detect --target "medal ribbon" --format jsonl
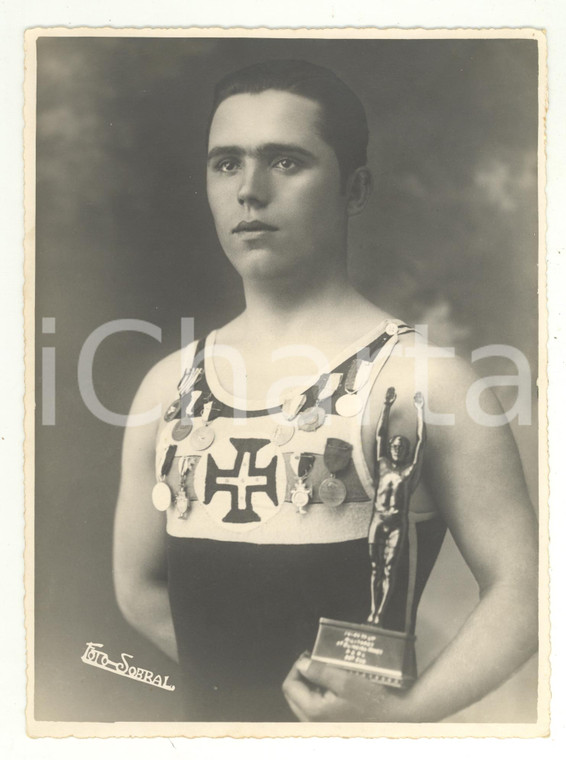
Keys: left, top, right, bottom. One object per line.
{"left": 199, "top": 396, "right": 223, "bottom": 423}
{"left": 291, "top": 452, "right": 316, "bottom": 481}
{"left": 316, "top": 372, "right": 343, "bottom": 403}
{"left": 343, "top": 357, "right": 373, "bottom": 394}
{"left": 177, "top": 366, "right": 203, "bottom": 397}
{"left": 343, "top": 358, "right": 360, "bottom": 393}
{"left": 178, "top": 455, "right": 196, "bottom": 484}
{"left": 323, "top": 438, "right": 352, "bottom": 476}
{"left": 158, "top": 444, "right": 177, "bottom": 481}
{"left": 181, "top": 389, "right": 202, "bottom": 421}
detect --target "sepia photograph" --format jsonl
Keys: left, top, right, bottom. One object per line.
{"left": 24, "top": 28, "right": 547, "bottom": 737}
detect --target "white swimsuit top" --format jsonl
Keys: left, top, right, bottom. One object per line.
{"left": 154, "top": 319, "right": 434, "bottom": 545}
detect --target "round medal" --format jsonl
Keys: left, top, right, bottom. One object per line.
{"left": 319, "top": 477, "right": 347, "bottom": 507}
{"left": 164, "top": 398, "right": 181, "bottom": 422}
{"left": 271, "top": 423, "right": 295, "bottom": 447}
{"left": 385, "top": 321, "right": 399, "bottom": 336}
{"left": 189, "top": 425, "right": 215, "bottom": 451}
{"left": 291, "top": 488, "right": 310, "bottom": 510}
{"left": 172, "top": 418, "right": 193, "bottom": 441}
{"left": 152, "top": 481, "right": 172, "bottom": 511}
{"left": 297, "top": 405, "right": 325, "bottom": 432}
{"left": 335, "top": 393, "right": 363, "bottom": 417}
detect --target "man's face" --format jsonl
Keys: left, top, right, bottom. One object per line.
{"left": 206, "top": 90, "right": 349, "bottom": 280}
{"left": 389, "top": 436, "right": 409, "bottom": 464}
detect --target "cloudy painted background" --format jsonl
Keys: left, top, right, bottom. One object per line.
{"left": 34, "top": 37, "right": 539, "bottom": 722}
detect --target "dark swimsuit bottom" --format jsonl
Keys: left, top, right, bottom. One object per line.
{"left": 167, "top": 519, "right": 446, "bottom": 722}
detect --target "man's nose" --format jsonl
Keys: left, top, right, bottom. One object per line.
{"left": 237, "top": 162, "right": 269, "bottom": 207}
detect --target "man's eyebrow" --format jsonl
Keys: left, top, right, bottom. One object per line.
{"left": 207, "top": 143, "right": 317, "bottom": 162}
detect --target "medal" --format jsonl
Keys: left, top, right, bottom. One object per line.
{"left": 164, "top": 397, "right": 181, "bottom": 422}
{"left": 281, "top": 393, "right": 307, "bottom": 421}
{"left": 296, "top": 373, "right": 342, "bottom": 432}
{"left": 319, "top": 437, "right": 352, "bottom": 507}
{"left": 297, "top": 405, "right": 326, "bottom": 432}
{"left": 171, "top": 390, "right": 201, "bottom": 440}
{"left": 172, "top": 418, "right": 193, "bottom": 441}
{"left": 385, "top": 321, "right": 399, "bottom": 336}
{"left": 189, "top": 425, "right": 215, "bottom": 451}
{"left": 188, "top": 399, "right": 216, "bottom": 451}
{"left": 335, "top": 393, "right": 363, "bottom": 417}
{"left": 152, "top": 481, "right": 173, "bottom": 512}
{"left": 290, "top": 452, "right": 316, "bottom": 514}
{"left": 152, "top": 444, "right": 177, "bottom": 511}
{"left": 175, "top": 489, "right": 188, "bottom": 516}
{"left": 318, "top": 478, "right": 347, "bottom": 507}
{"left": 175, "top": 456, "right": 197, "bottom": 518}
{"left": 271, "top": 423, "right": 295, "bottom": 447}
{"left": 291, "top": 485, "right": 311, "bottom": 512}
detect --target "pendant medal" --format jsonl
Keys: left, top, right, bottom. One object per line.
{"left": 174, "top": 490, "right": 189, "bottom": 517}
{"left": 290, "top": 452, "right": 316, "bottom": 515}
{"left": 271, "top": 423, "right": 295, "bottom": 447}
{"left": 172, "top": 418, "right": 193, "bottom": 441}
{"left": 189, "top": 424, "right": 215, "bottom": 451}
{"left": 295, "top": 373, "right": 341, "bottom": 432}
{"left": 319, "top": 437, "right": 352, "bottom": 507}
{"left": 291, "top": 485, "right": 311, "bottom": 513}
{"left": 164, "top": 397, "right": 181, "bottom": 422}
{"left": 335, "top": 393, "right": 363, "bottom": 417}
{"left": 175, "top": 456, "right": 195, "bottom": 519}
{"left": 152, "top": 481, "right": 172, "bottom": 511}
{"left": 318, "top": 477, "right": 347, "bottom": 507}
{"left": 172, "top": 390, "right": 200, "bottom": 440}
{"left": 297, "top": 405, "right": 325, "bottom": 432}
{"left": 152, "top": 443, "right": 177, "bottom": 511}
{"left": 188, "top": 399, "right": 216, "bottom": 451}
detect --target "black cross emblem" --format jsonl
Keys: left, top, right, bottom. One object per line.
{"left": 204, "top": 438, "right": 279, "bottom": 523}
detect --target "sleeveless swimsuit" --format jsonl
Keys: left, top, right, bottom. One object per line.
{"left": 154, "top": 320, "right": 446, "bottom": 721}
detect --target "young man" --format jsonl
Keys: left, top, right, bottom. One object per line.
{"left": 113, "top": 60, "right": 538, "bottom": 722}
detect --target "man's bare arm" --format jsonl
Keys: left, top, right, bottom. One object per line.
{"left": 113, "top": 354, "right": 182, "bottom": 662}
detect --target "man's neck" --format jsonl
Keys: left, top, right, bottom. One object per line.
{"left": 239, "top": 266, "right": 362, "bottom": 343}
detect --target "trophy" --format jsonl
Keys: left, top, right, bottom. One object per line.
{"left": 311, "top": 388, "right": 426, "bottom": 689}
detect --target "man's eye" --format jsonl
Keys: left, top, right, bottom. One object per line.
{"left": 273, "top": 157, "right": 299, "bottom": 171}
{"left": 216, "top": 159, "right": 239, "bottom": 173}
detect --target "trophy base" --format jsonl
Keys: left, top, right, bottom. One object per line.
{"left": 311, "top": 617, "right": 417, "bottom": 689}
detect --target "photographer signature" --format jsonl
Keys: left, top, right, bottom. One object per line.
{"left": 80, "top": 642, "right": 175, "bottom": 691}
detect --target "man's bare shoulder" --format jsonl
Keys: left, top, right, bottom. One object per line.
{"left": 383, "top": 330, "right": 480, "bottom": 398}
{"left": 366, "top": 328, "right": 499, "bottom": 441}
{"left": 131, "top": 345, "right": 195, "bottom": 417}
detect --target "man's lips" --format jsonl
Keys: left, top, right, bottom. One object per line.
{"left": 232, "top": 220, "right": 278, "bottom": 233}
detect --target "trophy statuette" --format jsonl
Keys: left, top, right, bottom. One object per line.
{"left": 311, "top": 388, "right": 426, "bottom": 689}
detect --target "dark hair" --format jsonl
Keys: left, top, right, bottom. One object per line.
{"left": 208, "top": 59, "right": 369, "bottom": 186}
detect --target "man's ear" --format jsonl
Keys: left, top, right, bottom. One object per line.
{"left": 346, "top": 167, "right": 373, "bottom": 217}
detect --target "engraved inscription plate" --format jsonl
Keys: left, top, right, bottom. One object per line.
{"left": 312, "top": 617, "right": 417, "bottom": 689}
